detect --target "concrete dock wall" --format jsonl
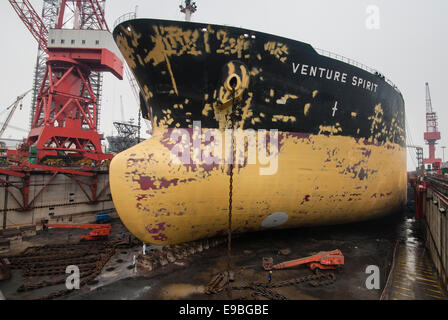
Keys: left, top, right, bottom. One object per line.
{"left": 424, "top": 188, "right": 448, "bottom": 292}
{"left": 0, "top": 171, "right": 115, "bottom": 229}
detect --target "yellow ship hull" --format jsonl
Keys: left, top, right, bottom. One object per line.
{"left": 110, "top": 128, "right": 406, "bottom": 245}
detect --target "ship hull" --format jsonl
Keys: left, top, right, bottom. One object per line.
{"left": 111, "top": 19, "right": 406, "bottom": 245}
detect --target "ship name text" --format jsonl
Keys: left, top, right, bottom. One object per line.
{"left": 292, "top": 62, "right": 378, "bottom": 92}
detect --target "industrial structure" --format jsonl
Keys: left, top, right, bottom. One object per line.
{"left": 106, "top": 120, "right": 142, "bottom": 154}
{"left": 407, "top": 145, "right": 424, "bottom": 171}
{"left": 0, "top": 0, "right": 122, "bottom": 231}
{"left": 424, "top": 82, "right": 442, "bottom": 170}
{"left": 8, "top": 0, "right": 122, "bottom": 165}
{"left": 0, "top": 90, "right": 31, "bottom": 140}
{"left": 179, "top": 0, "right": 197, "bottom": 22}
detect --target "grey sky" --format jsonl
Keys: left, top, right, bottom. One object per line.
{"left": 1, "top": 0, "right": 447, "bottom": 170}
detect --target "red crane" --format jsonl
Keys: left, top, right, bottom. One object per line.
{"left": 423, "top": 82, "right": 442, "bottom": 170}
{"left": 44, "top": 223, "right": 112, "bottom": 241}
{"left": 262, "top": 249, "right": 345, "bottom": 272}
{"left": 8, "top": 0, "right": 123, "bottom": 165}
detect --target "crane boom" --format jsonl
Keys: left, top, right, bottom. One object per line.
{"left": 425, "top": 82, "right": 438, "bottom": 133}
{"left": 44, "top": 223, "right": 112, "bottom": 241}
{"left": 426, "top": 82, "right": 433, "bottom": 114}
{"left": 0, "top": 90, "right": 32, "bottom": 138}
{"left": 57, "top": 0, "right": 110, "bottom": 31}
{"left": 262, "top": 250, "right": 344, "bottom": 271}
{"left": 8, "top": 0, "right": 48, "bottom": 53}
{"left": 89, "top": 0, "right": 110, "bottom": 31}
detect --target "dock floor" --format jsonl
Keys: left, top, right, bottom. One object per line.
{"left": 66, "top": 201, "right": 447, "bottom": 300}
{"left": 386, "top": 231, "right": 446, "bottom": 300}
{"left": 1, "top": 189, "right": 447, "bottom": 300}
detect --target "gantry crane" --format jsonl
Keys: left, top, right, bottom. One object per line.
{"left": 8, "top": 0, "right": 123, "bottom": 165}
{"left": 423, "top": 83, "right": 442, "bottom": 170}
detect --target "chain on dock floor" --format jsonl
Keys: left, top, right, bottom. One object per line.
{"left": 388, "top": 242, "right": 447, "bottom": 300}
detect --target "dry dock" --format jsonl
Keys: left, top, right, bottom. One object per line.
{"left": 0, "top": 185, "right": 446, "bottom": 300}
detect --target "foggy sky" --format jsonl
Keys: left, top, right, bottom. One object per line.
{"left": 0, "top": 0, "right": 447, "bottom": 171}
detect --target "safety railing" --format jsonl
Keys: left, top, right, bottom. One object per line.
{"left": 113, "top": 12, "right": 137, "bottom": 29}
{"left": 315, "top": 47, "right": 401, "bottom": 94}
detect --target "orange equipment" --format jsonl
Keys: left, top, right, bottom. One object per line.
{"left": 44, "top": 224, "right": 112, "bottom": 241}
{"left": 262, "top": 249, "right": 344, "bottom": 272}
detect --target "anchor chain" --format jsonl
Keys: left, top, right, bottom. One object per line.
{"left": 230, "top": 270, "right": 337, "bottom": 300}
{"left": 5, "top": 239, "right": 133, "bottom": 300}
{"left": 225, "top": 82, "right": 239, "bottom": 299}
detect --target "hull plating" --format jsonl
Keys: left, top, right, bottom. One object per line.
{"left": 110, "top": 19, "right": 406, "bottom": 245}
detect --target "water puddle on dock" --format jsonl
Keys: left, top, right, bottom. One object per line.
{"left": 160, "top": 284, "right": 205, "bottom": 300}
{"left": 401, "top": 218, "right": 421, "bottom": 247}
{"left": 122, "top": 285, "right": 152, "bottom": 300}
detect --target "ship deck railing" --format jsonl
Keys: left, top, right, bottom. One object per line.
{"left": 315, "top": 48, "right": 401, "bottom": 95}
{"left": 110, "top": 16, "right": 401, "bottom": 96}
{"left": 113, "top": 12, "right": 137, "bottom": 29}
